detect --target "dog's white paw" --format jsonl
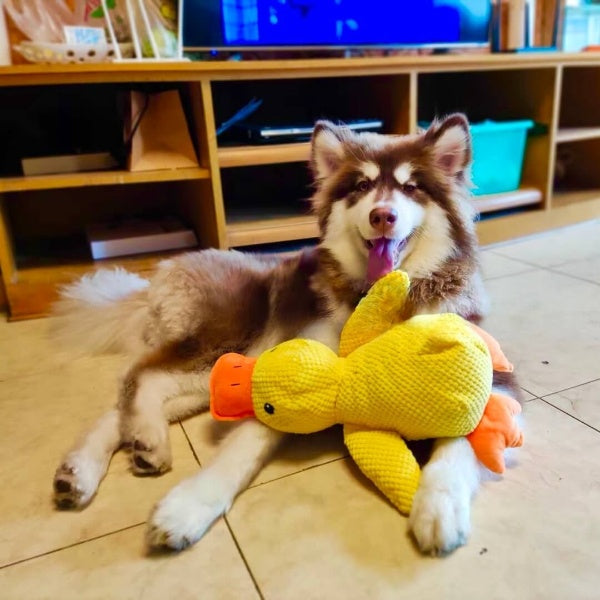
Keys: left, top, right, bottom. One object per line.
{"left": 53, "top": 453, "right": 103, "bottom": 509}
{"left": 408, "top": 473, "right": 471, "bottom": 556}
{"left": 146, "top": 472, "right": 230, "bottom": 551}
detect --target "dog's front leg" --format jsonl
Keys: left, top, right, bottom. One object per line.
{"left": 147, "top": 419, "right": 284, "bottom": 550}
{"left": 120, "top": 364, "right": 210, "bottom": 475}
{"left": 408, "top": 437, "right": 481, "bottom": 556}
{"left": 53, "top": 382, "right": 211, "bottom": 509}
{"left": 53, "top": 408, "right": 121, "bottom": 508}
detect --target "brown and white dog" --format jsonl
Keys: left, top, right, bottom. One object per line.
{"left": 51, "top": 114, "right": 519, "bottom": 556}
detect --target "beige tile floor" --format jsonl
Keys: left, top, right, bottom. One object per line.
{"left": 1, "top": 220, "right": 599, "bottom": 600}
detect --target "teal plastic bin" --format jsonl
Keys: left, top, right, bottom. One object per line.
{"left": 419, "top": 119, "right": 534, "bottom": 195}
{"left": 469, "top": 119, "right": 534, "bottom": 195}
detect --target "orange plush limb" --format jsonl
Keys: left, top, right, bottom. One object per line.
{"left": 467, "top": 322, "right": 514, "bottom": 373}
{"left": 467, "top": 393, "right": 523, "bottom": 473}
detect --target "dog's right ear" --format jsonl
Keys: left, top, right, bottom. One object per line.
{"left": 311, "top": 121, "right": 346, "bottom": 180}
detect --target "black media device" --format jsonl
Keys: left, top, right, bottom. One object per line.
{"left": 240, "top": 118, "right": 384, "bottom": 143}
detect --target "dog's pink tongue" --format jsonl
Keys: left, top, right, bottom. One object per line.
{"left": 367, "top": 238, "right": 399, "bottom": 284}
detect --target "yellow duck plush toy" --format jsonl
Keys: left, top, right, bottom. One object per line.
{"left": 210, "top": 271, "right": 523, "bottom": 515}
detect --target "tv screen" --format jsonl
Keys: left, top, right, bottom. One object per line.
{"left": 183, "top": 0, "right": 492, "bottom": 50}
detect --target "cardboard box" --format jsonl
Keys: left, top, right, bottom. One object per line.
{"left": 126, "top": 90, "right": 199, "bottom": 172}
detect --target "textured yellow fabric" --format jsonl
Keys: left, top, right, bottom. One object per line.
{"left": 339, "top": 270, "right": 411, "bottom": 357}
{"left": 344, "top": 425, "right": 420, "bottom": 515}
{"left": 250, "top": 271, "right": 493, "bottom": 514}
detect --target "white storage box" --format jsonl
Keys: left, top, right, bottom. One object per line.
{"left": 87, "top": 218, "right": 197, "bottom": 259}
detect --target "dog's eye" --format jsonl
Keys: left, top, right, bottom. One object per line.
{"left": 355, "top": 179, "right": 372, "bottom": 193}
{"left": 264, "top": 403, "right": 275, "bottom": 415}
{"left": 402, "top": 183, "right": 417, "bottom": 194}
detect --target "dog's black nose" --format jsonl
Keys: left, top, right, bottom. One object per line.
{"left": 369, "top": 207, "right": 398, "bottom": 231}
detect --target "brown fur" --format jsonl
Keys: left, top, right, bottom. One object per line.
{"left": 117, "top": 114, "right": 494, "bottom": 464}
{"left": 118, "top": 250, "right": 331, "bottom": 415}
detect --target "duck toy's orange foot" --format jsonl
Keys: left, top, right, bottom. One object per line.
{"left": 467, "top": 392, "right": 524, "bottom": 474}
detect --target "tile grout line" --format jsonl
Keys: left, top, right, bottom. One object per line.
{"left": 248, "top": 455, "right": 349, "bottom": 490}
{"left": 178, "top": 421, "right": 203, "bottom": 467}
{"left": 543, "top": 266, "right": 600, "bottom": 288}
{"left": 484, "top": 268, "right": 538, "bottom": 282}
{"left": 223, "top": 516, "right": 265, "bottom": 600}
{"left": 535, "top": 376, "right": 600, "bottom": 400}
{"left": 0, "top": 521, "right": 146, "bottom": 571}
{"left": 487, "top": 252, "right": 600, "bottom": 287}
{"left": 520, "top": 386, "right": 538, "bottom": 399}
{"left": 538, "top": 398, "right": 600, "bottom": 435}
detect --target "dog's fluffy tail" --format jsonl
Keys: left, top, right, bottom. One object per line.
{"left": 50, "top": 268, "right": 151, "bottom": 355}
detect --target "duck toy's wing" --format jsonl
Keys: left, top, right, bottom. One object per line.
{"left": 343, "top": 424, "right": 420, "bottom": 515}
{"left": 339, "top": 271, "right": 411, "bottom": 357}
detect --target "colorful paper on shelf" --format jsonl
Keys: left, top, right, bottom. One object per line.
{"left": 63, "top": 27, "right": 106, "bottom": 45}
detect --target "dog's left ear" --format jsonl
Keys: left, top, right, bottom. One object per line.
{"left": 311, "top": 121, "right": 347, "bottom": 180}
{"left": 425, "top": 114, "right": 472, "bottom": 177}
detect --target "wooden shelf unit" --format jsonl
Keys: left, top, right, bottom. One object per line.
{"left": 0, "top": 167, "right": 211, "bottom": 193}
{"left": 1, "top": 53, "right": 600, "bottom": 319}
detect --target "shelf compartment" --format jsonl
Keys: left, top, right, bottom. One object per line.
{"left": 0, "top": 167, "right": 210, "bottom": 193}
{"left": 222, "top": 162, "right": 314, "bottom": 246}
{"left": 418, "top": 68, "right": 556, "bottom": 211}
{"left": 1, "top": 178, "right": 214, "bottom": 319}
{"left": 554, "top": 138, "right": 600, "bottom": 191}
{"left": 475, "top": 187, "right": 543, "bottom": 214}
{"left": 559, "top": 67, "right": 600, "bottom": 129}
{"left": 212, "top": 74, "right": 411, "bottom": 149}
{"left": 219, "top": 143, "right": 311, "bottom": 168}
{"left": 556, "top": 127, "right": 600, "bottom": 144}
{"left": 227, "top": 215, "right": 318, "bottom": 247}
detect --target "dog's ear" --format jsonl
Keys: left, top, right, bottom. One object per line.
{"left": 425, "top": 114, "right": 472, "bottom": 177}
{"left": 311, "top": 121, "right": 346, "bottom": 180}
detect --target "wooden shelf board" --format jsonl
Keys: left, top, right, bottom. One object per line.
{"left": 556, "top": 127, "right": 600, "bottom": 144}
{"left": 0, "top": 167, "right": 210, "bottom": 193}
{"left": 478, "top": 195, "right": 600, "bottom": 246}
{"left": 4, "top": 52, "right": 600, "bottom": 87}
{"left": 552, "top": 188, "right": 600, "bottom": 208}
{"left": 226, "top": 215, "right": 318, "bottom": 247}
{"left": 474, "top": 187, "right": 543, "bottom": 214}
{"left": 219, "top": 143, "right": 311, "bottom": 168}
{"left": 5, "top": 248, "right": 193, "bottom": 320}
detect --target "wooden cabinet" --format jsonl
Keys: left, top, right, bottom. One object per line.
{"left": 1, "top": 53, "right": 600, "bottom": 319}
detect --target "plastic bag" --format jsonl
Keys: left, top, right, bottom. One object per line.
{"left": 86, "top": 0, "right": 177, "bottom": 57}
{"left": 4, "top": 0, "right": 87, "bottom": 42}
{"left": 134, "top": 0, "right": 178, "bottom": 58}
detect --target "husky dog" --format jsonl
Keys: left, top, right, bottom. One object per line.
{"left": 52, "top": 114, "right": 519, "bottom": 555}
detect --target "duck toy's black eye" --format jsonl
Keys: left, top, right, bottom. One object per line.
{"left": 263, "top": 403, "right": 275, "bottom": 415}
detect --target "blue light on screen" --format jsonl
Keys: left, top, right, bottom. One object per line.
{"left": 222, "top": 0, "right": 467, "bottom": 46}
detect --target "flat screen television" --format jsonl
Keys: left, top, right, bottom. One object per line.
{"left": 183, "top": 0, "right": 492, "bottom": 51}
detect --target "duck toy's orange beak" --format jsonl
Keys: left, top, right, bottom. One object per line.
{"left": 210, "top": 353, "right": 257, "bottom": 421}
